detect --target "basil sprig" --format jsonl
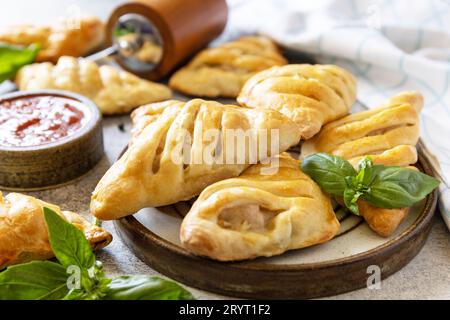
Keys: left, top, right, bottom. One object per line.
{"left": 0, "top": 261, "right": 68, "bottom": 300}
{"left": 105, "top": 275, "right": 194, "bottom": 300}
{"left": 0, "top": 43, "right": 40, "bottom": 82}
{"left": 301, "top": 153, "right": 440, "bottom": 215}
{"left": 0, "top": 208, "right": 194, "bottom": 300}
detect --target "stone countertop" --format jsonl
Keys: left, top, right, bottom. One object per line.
{"left": 1, "top": 0, "right": 450, "bottom": 300}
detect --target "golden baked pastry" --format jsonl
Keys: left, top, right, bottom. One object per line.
{"left": 357, "top": 202, "right": 410, "bottom": 237}
{"left": 118, "top": 33, "right": 162, "bottom": 64}
{"left": 0, "top": 192, "right": 112, "bottom": 269}
{"left": 135, "top": 41, "right": 162, "bottom": 64}
{"left": 169, "top": 36, "right": 287, "bottom": 98}
{"left": 237, "top": 64, "right": 357, "bottom": 139}
{"left": 180, "top": 153, "right": 340, "bottom": 261}
{"left": 301, "top": 91, "right": 422, "bottom": 165}
{"left": 91, "top": 99, "right": 302, "bottom": 220}
{"left": 15, "top": 56, "right": 172, "bottom": 115}
{"left": 0, "top": 16, "right": 104, "bottom": 63}
{"left": 130, "top": 99, "right": 177, "bottom": 142}
{"left": 302, "top": 91, "right": 423, "bottom": 237}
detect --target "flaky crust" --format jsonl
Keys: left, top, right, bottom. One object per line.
{"left": 0, "top": 192, "right": 112, "bottom": 269}
{"left": 15, "top": 56, "right": 172, "bottom": 115}
{"left": 302, "top": 92, "right": 424, "bottom": 237}
{"left": 238, "top": 64, "right": 357, "bottom": 139}
{"left": 91, "top": 99, "right": 301, "bottom": 220}
{"left": 301, "top": 91, "right": 422, "bottom": 165}
{"left": 357, "top": 201, "right": 409, "bottom": 237}
{"left": 180, "top": 153, "right": 340, "bottom": 261}
{"left": 0, "top": 16, "right": 104, "bottom": 62}
{"left": 169, "top": 36, "right": 287, "bottom": 98}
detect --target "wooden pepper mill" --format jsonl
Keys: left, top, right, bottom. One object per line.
{"left": 103, "top": 0, "right": 228, "bottom": 80}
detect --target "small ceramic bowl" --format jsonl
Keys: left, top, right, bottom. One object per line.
{"left": 0, "top": 90, "right": 104, "bottom": 190}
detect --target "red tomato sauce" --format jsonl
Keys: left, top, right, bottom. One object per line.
{"left": 0, "top": 95, "right": 88, "bottom": 147}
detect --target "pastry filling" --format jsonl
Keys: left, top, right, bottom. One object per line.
{"left": 217, "top": 203, "right": 280, "bottom": 232}
{"left": 0, "top": 95, "right": 89, "bottom": 147}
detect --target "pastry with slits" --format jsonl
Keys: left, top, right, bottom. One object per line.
{"left": 91, "top": 99, "right": 302, "bottom": 220}
{"left": 0, "top": 192, "right": 112, "bottom": 269}
{"left": 169, "top": 36, "right": 287, "bottom": 98}
{"left": 237, "top": 64, "right": 357, "bottom": 139}
{"left": 180, "top": 153, "right": 340, "bottom": 261}
{"left": 302, "top": 91, "right": 424, "bottom": 237}
{"left": 0, "top": 16, "right": 104, "bottom": 63}
{"left": 15, "top": 56, "right": 172, "bottom": 115}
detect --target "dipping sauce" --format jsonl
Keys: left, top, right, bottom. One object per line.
{"left": 0, "top": 96, "right": 89, "bottom": 147}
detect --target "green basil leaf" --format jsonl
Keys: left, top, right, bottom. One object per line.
{"left": 104, "top": 275, "right": 195, "bottom": 300}
{"left": 63, "top": 276, "right": 111, "bottom": 300}
{"left": 356, "top": 156, "right": 374, "bottom": 186}
{"left": 63, "top": 289, "right": 86, "bottom": 300}
{"left": 362, "top": 165, "right": 440, "bottom": 208}
{"left": 0, "top": 43, "right": 39, "bottom": 82}
{"left": 43, "top": 207, "right": 95, "bottom": 270}
{"left": 343, "top": 188, "right": 360, "bottom": 215}
{"left": 345, "top": 175, "right": 356, "bottom": 189}
{"left": 113, "top": 27, "right": 135, "bottom": 37}
{"left": 0, "top": 261, "right": 68, "bottom": 300}
{"left": 301, "top": 153, "right": 357, "bottom": 196}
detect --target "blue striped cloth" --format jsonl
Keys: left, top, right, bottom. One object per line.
{"left": 226, "top": 0, "right": 450, "bottom": 229}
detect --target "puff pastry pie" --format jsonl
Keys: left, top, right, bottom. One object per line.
{"left": 91, "top": 99, "right": 301, "bottom": 220}
{"left": 238, "top": 64, "right": 357, "bottom": 139}
{"left": 0, "top": 16, "right": 104, "bottom": 62}
{"left": 0, "top": 192, "right": 112, "bottom": 269}
{"left": 180, "top": 153, "right": 340, "bottom": 261}
{"left": 302, "top": 91, "right": 423, "bottom": 236}
{"left": 169, "top": 36, "right": 287, "bottom": 98}
{"left": 15, "top": 56, "right": 172, "bottom": 115}
{"left": 118, "top": 33, "right": 162, "bottom": 64}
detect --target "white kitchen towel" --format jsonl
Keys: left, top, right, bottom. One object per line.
{"left": 224, "top": 0, "right": 450, "bottom": 229}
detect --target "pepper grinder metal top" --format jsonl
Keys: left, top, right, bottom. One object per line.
{"left": 99, "top": 0, "right": 228, "bottom": 80}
